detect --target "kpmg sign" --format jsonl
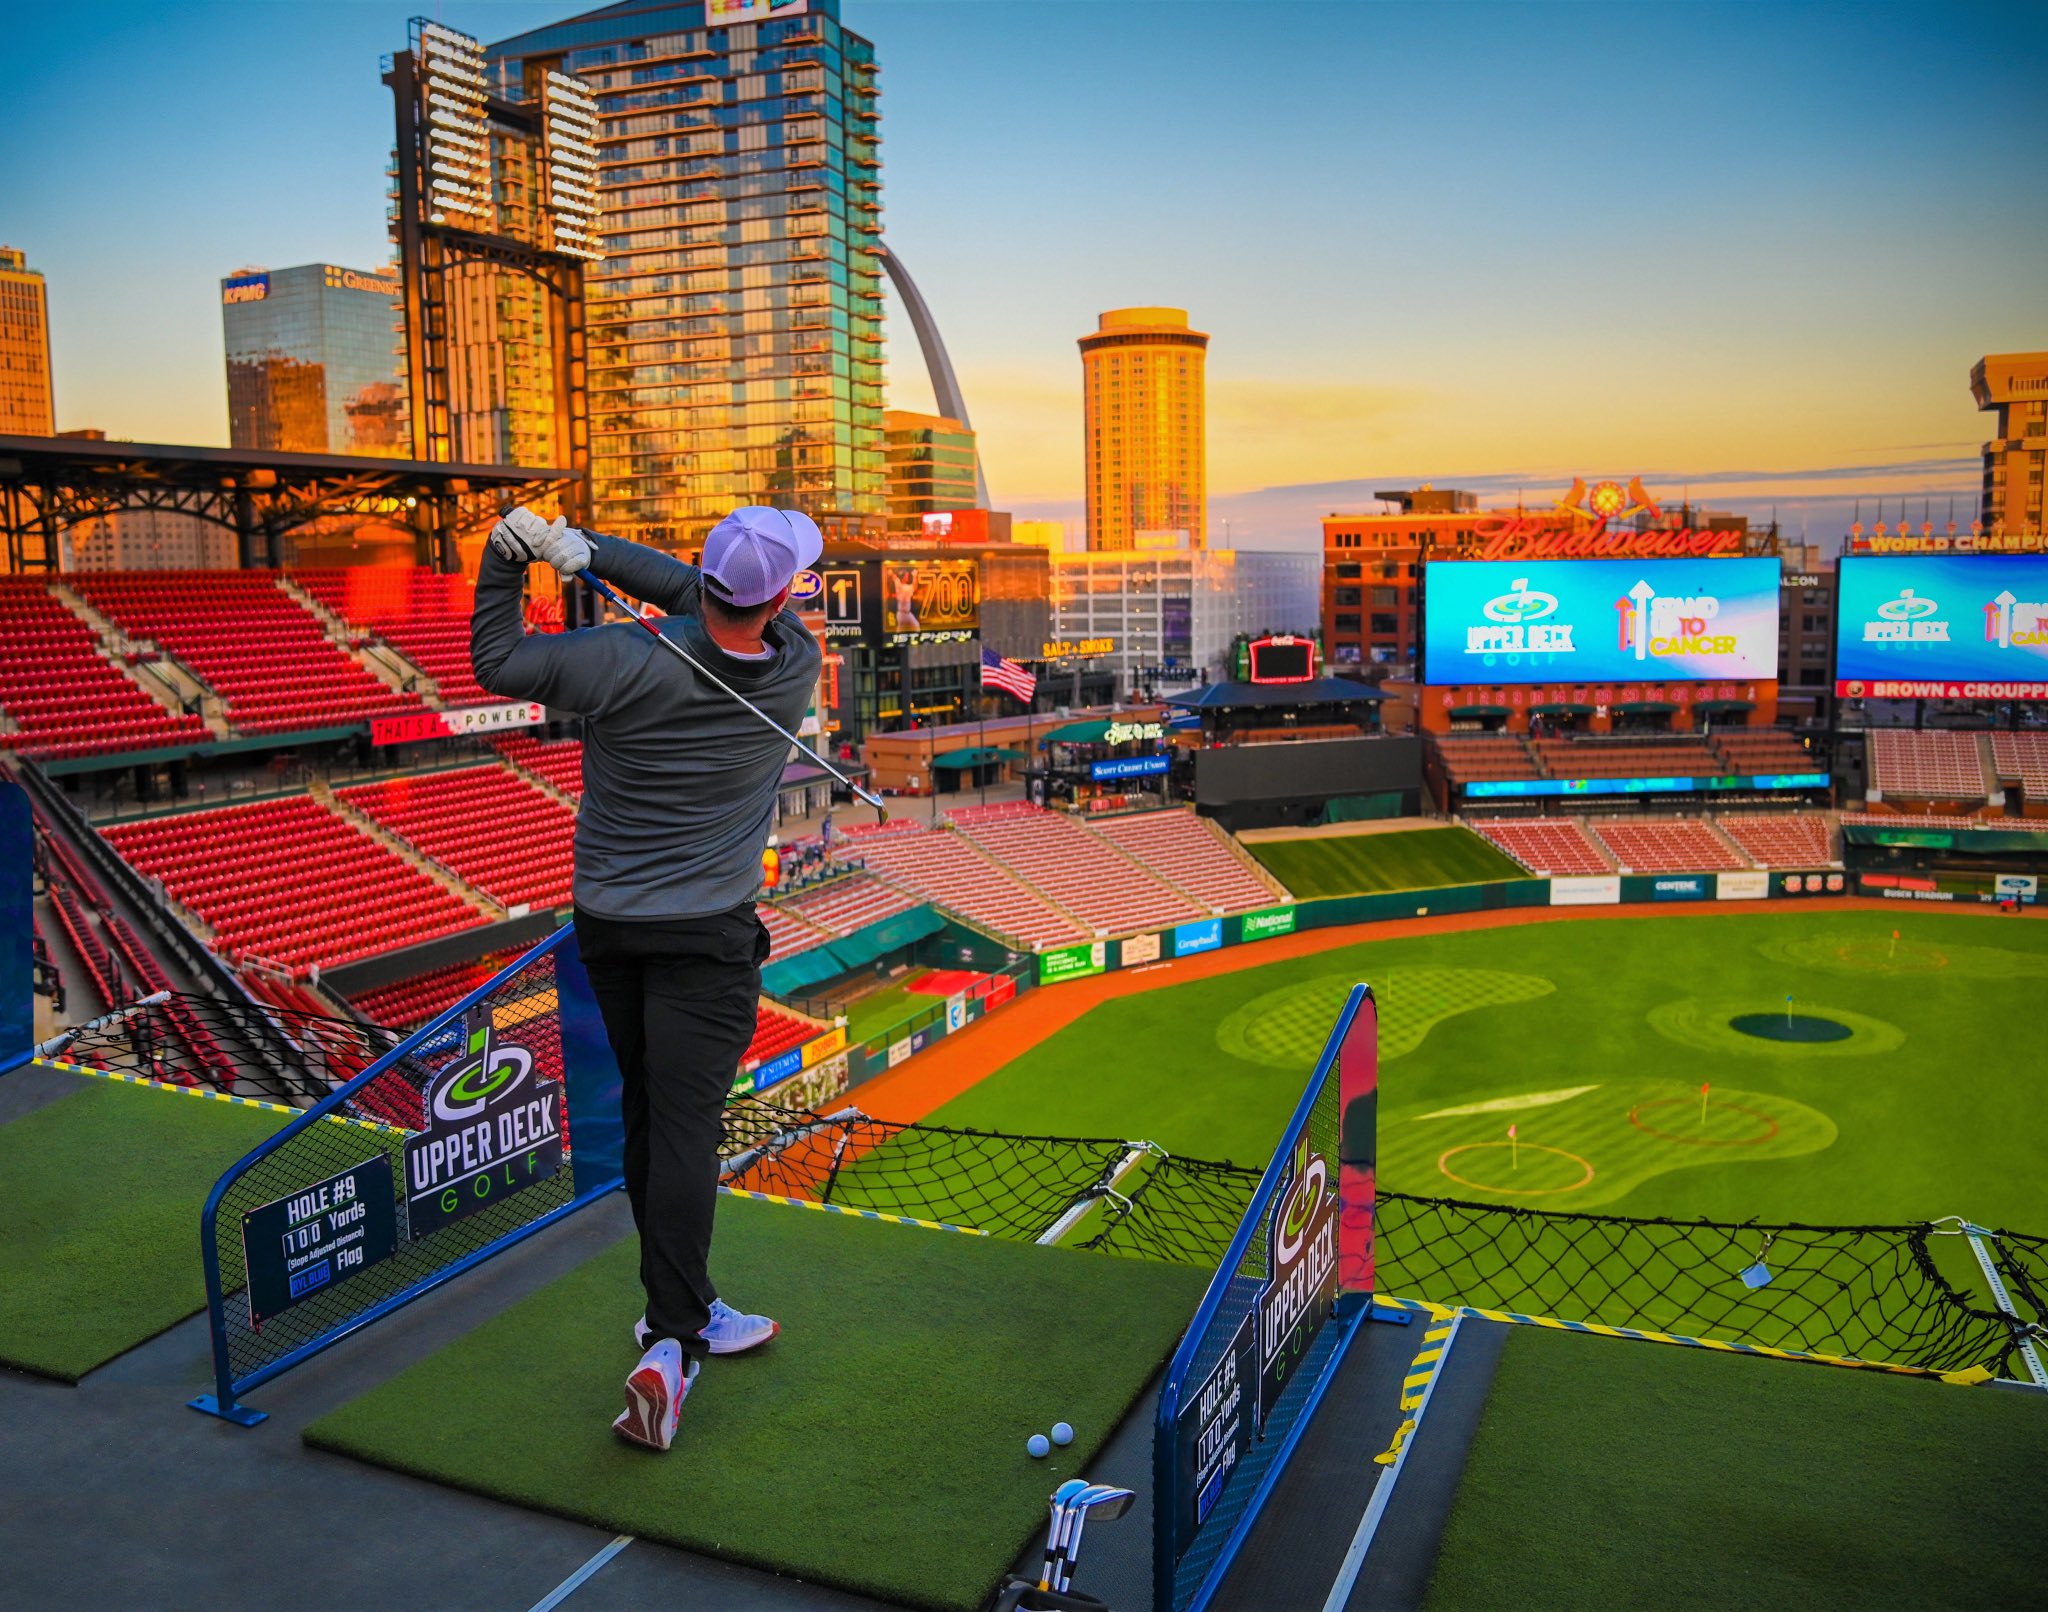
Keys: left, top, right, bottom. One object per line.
{"left": 221, "top": 274, "right": 270, "bottom": 305}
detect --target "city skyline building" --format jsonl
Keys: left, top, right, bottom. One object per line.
{"left": 1078, "top": 306, "right": 1208, "bottom": 553}
{"left": 485, "top": 0, "right": 885, "bottom": 547}
{"left": 221, "top": 263, "right": 406, "bottom": 456}
{"left": 0, "top": 246, "right": 55, "bottom": 435}
{"left": 1047, "top": 545, "right": 1317, "bottom": 698}
{"left": 883, "top": 408, "right": 977, "bottom": 539}
{"left": 1972, "top": 351, "right": 2048, "bottom": 535}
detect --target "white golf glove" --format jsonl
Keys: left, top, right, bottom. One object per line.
{"left": 488, "top": 506, "right": 592, "bottom": 576}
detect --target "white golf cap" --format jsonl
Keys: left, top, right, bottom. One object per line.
{"left": 701, "top": 506, "right": 823, "bottom": 608}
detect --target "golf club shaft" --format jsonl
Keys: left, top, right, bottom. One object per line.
{"left": 576, "top": 571, "right": 887, "bottom": 816}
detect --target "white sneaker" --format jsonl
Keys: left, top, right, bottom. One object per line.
{"left": 635, "top": 1298, "right": 780, "bottom": 1356}
{"left": 612, "top": 1339, "right": 697, "bottom": 1452}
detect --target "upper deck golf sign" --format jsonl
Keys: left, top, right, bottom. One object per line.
{"left": 403, "top": 1006, "right": 564, "bottom": 1240}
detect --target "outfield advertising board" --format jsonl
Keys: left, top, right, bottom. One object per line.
{"left": 1650, "top": 876, "right": 1709, "bottom": 900}
{"left": 1173, "top": 918, "right": 1223, "bottom": 957}
{"left": 1465, "top": 772, "right": 1829, "bottom": 799}
{"left": 1717, "top": 870, "right": 1770, "bottom": 901}
{"left": 1120, "top": 932, "right": 1163, "bottom": 966}
{"left": 1835, "top": 555, "right": 2048, "bottom": 699}
{"left": 1423, "top": 557, "right": 1780, "bottom": 684}
{"left": 1550, "top": 874, "right": 1622, "bottom": 906}
{"left": 1238, "top": 906, "right": 1297, "bottom": 942}
{"left": 1039, "top": 941, "right": 1107, "bottom": 984}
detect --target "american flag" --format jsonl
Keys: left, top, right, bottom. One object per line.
{"left": 980, "top": 645, "right": 1037, "bottom": 702}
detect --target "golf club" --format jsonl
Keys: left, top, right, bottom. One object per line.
{"left": 575, "top": 569, "right": 889, "bottom": 823}
{"left": 1038, "top": 1478, "right": 1089, "bottom": 1592}
{"left": 1056, "top": 1484, "right": 1134, "bottom": 1593}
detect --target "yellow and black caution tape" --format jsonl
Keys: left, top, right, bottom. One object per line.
{"left": 1373, "top": 1294, "right": 1991, "bottom": 1385}
{"left": 1376, "top": 1304, "right": 1456, "bottom": 1465}
{"left": 35, "top": 1056, "right": 409, "bottom": 1137}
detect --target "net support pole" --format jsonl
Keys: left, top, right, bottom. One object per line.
{"left": 1963, "top": 1224, "right": 2048, "bottom": 1388}
{"left": 1037, "top": 1141, "right": 1162, "bottom": 1246}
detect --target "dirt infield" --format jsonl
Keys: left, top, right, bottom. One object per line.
{"left": 846, "top": 898, "right": 2041, "bottom": 1125}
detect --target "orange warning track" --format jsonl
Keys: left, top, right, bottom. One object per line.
{"left": 846, "top": 897, "right": 2038, "bottom": 1125}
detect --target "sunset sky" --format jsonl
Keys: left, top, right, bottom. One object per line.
{"left": 12, "top": 1, "right": 2044, "bottom": 546}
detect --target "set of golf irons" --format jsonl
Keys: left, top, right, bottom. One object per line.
{"left": 993, "top": 1480, "right": 1136, "bottom": 1610}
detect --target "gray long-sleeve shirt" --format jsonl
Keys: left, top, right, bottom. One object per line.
{"left": 470, "top": 533, "right": 823, "bottom": 920}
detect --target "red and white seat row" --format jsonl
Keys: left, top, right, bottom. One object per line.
{"left": 1715, "top": 814, "right": 1836, "bottom": 867}
{"left": 340, "top": 764, "right": 577, "bottom": 912}
{"left": 1989, "top": 732, "right": 2048, "bottom": 795}
{"left": 782, "top": 872, "right": 921, "bottom": 936}
{"left": 1470, "top": 818, "right": 1615, "bottom": 876}
{"left": 348, "top": 948, "right": 527, "bottom": 1030}
{"left": 295, "top": 567, "right": 496, "bottom": 707}
{"left": 1090, "top": 808, "right": 1280, "bottom": 911}
{"left": 1867, "top": 730, "right": 1988, "bottom": 801}
{"left": 946, "top": 802, "right": 1202, "bottom": 935}
{"left": 495, "top": 733, "right": 586, "bottom": 798}
{"left": 0, "top": 578, "right": 209, "bottom": 758}
{"left": 73, "top": 570, "right": 422, "bottom": 736}
{"left": 102, "top": 795, "right": 485, "bottom": 976}
{"left": 833, "top": 819, "right": 1084, "bottom": 950}
{"left": 1588, "top": 819, "right": 1747, "bottom": 873}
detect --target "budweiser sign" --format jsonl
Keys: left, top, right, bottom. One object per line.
{"left": 1472, "top": 515, "right": 1742, "bottom": 562}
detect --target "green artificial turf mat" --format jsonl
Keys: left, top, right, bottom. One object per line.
{"left": 932, "top": 910, "right": 2048, "bottom": 1230}
{"left": 305, "top": 1191, "right": 1207, "bottom": 1611}
{"left": 0, "top": 1073, "right": 290, "bottom": 1381}
{"left": 1425, "top": 1325, "right": 2048, "bottom": 1610}
{"left": 1247, "top": 826, "right": 1529, "bottom": 898}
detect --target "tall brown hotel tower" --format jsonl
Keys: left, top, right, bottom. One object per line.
{"left": 0, "top": 247, "right": 55, "bottom": 435}
{"left": 1080, "top": 307, "right": 1208, "bottom": 552}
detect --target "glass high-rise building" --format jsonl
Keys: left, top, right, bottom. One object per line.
{"left": 487, "top": 0, "right": 884, "bottom": 547}
{"left": 221, "top": 264, "right": 407, "bottom": 456}
{"left": 0, "top": 246, "right": 55, "bottom": 436}
{"left": 883, "top": 409, "right": 977, "bottom": 538}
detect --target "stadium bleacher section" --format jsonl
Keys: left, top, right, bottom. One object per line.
{"left": 495, "top": 733, "right": 585, "bottom": 798}
{"left": 947, "top": 801, "right": 1204, "bottom": 935}
{"left": 1989, "top": 732, "right": 2048, "bottom": 800}
{"left": 338, "top": 765, "right": 576, "bottom": 913}
{"left": 835, "top": 818, "right": 1086, "bottom": 949}
{"left": 1089, "top": 807, "right": 1285, "bottom": 910}
{"left": 294, "top": 567, "right": 491, "bottom": 706}
{"left": 1713, "top": 729, "right": 1817, "bottom": 775}
{"left": 101, "top": 795, "right": 486, "bottom": 976}
{"left": 1716, "top": 813, "right": 1837, "bottom": 867}
{"left": 1430, "top": 733, "right": 1541, "bottom": 785}
{"left": 72, "top": 570, "right": 422, "bottom": 736}
{"left": 1469, "top": 818, "right": 1615, "bottom": 875}
{"left": 782, "top": 871, "right": 921, "bottom": 936}
{"left": 1867, "top": 729, "right": 1989, "bottom": 802}
{"left": 347, "top": 948, "right": 527, "bottom": 1030}
{"left": 0, "top": 577, "right": 209, "bottom": 759}
{"left": 1532, "top": 736, "right": 1720, "bottom": 779}
{"left": 1588, "top": 818, "right": 1748, "bottom": 873}
{"left": 757, "top": 901, "right": 832, "bottom": 959}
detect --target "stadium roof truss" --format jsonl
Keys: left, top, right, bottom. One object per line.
{"left": 0, "top": 433, "right": 577, "bottom": 572}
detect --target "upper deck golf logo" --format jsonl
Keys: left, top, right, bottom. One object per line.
{"left": 1468, "top": 577, "right": 1571, "bottom": 653}
{"left": 1258, "top": 1136, "right": 1339, "bottom": 1425}
{"left": 1864, "top": 588, "right": 1949, "bottom": 643}
{"left": 1615, "top": 578, "right": 1735, "bottom": 661}
{"left": 403, "top": 1006, "right": 564, "bottom": 1240}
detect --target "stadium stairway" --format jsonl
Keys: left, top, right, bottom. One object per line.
{"left": 280, "top": 574, "right": 436, "bottom": 704}
{"left": 315, "top": 779, "right": 507, "bottom": 920}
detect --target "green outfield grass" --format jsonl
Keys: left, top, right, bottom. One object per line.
{"left": 843, "top": 974, "right": 935, "bottom": 1045}
{"left": 306, "top": 1191, "right": 1205, "bottom": 1612}
{"left": 931, "top": 910, "right": 2048, "bottom": 1232}
{"left": 1426, "top": 1325, "right": 2048, "bottom": 1610}
{"left": 0, "top": 1072, "right": 289, "bottom": 1380}
{"left": 1246, "top": 825, "right": 1530, "bottom": 898}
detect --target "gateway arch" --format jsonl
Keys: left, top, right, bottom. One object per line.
{"left": 877, "top": 243, "right": 991, "bottom": 510}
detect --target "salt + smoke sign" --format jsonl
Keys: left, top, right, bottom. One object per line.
{"left": 403, "top": 1006, "right": 565, "bottom": 1240}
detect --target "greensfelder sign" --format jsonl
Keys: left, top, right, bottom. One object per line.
{"left": 1239, "top": 906, "right": 1298, "bottom": 942}
{"left": 1039, "top": 941, "right": 1107, "bottom": 984}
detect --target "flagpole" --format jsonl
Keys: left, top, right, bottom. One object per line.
{"left": 979, "top": 680, "right": 988, "bottom": 807}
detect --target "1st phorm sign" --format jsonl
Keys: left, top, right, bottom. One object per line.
{"left": 403, "top": 1007, "right": 565, "bottom": 1240}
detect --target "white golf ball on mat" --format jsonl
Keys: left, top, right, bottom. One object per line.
{"left": 1027, "top": 1433, "right": 1050, "bottom": 1458}
{"left": 1051, "top": 1422, "right": 1074, "bottom": 1446}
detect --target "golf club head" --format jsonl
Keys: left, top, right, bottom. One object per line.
{"left": 1073, "top": 1484, "right": 1135, "bottom": 1522}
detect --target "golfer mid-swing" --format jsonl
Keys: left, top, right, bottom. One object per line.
{"left": 473, "top": 502, "right": 824, "bottom": 1450}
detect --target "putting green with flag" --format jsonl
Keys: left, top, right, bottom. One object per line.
{"left": 305, "top": 1190, "right": 1206, "bottom": 1612}
{"left": 930, "top": 909, "right": 2048, "bottom": 1231}
{"left": 0, "top": 1069, "right": 291, "bottom": 1380}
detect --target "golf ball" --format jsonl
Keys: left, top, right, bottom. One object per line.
{"left": 1050, "top": 1422, "right": 1074, "bottom": 1447}
{"left": 1027, "top": 1434, "right": 1050, "bottom": 1458}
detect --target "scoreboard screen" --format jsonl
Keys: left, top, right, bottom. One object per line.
{"left": 1247, "top": 635, "right": 1316, "bottom": 684}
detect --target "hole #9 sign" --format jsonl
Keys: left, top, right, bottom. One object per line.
{"left": 241, "top": 1155, "right": 397, "bottom": 1327}
{"left": 402, "top": 1006, "right": 565, "bottom": 1241}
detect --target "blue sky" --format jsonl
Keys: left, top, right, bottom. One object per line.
{"left": 12, "top": 1, "right": 2044, "bottom": 547}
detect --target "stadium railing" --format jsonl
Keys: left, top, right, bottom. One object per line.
{"left": 190, "top": 925, "right": 624, "bottom": 1425}
{"left": 1152, "top": 982, "right": 1378, "bottom": 1612}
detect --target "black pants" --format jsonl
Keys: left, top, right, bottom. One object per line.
{"left": 573, "top": 901, "right": 769, "bottom": 1362}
